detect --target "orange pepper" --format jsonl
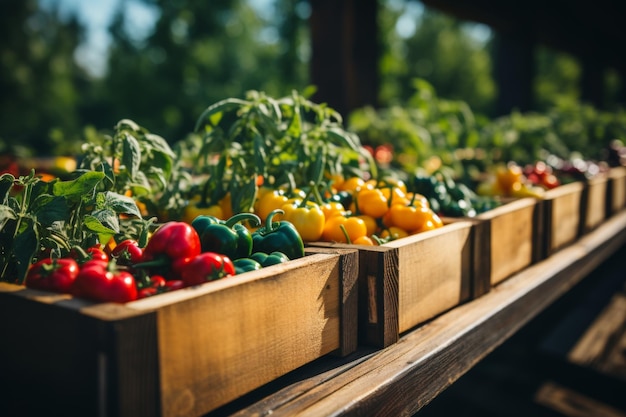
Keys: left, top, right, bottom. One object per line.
{"left": 380, "top": 226, "right": 409, "bottom": 240}
{"left": 338, "top": 177, "right": 366, "bottom": 193}
{"left": 389, "top": 204, "right": 433, "bottom": 232}
{"left": 496, "top": 163, "right": 523, "bottom": 196}
{"left": 356, "top": 214, "right": 378, "bottom": 236}
{"left": 321, "top": 201, "right": 346, "bottom": 219}
{"left": 356, "top": 187, "right": 389, "bottom": 218}
{"left": 322, "top": 215, "right": 367, "bottom": 243}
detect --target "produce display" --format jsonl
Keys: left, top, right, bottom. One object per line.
{"left": 2, "top": 85, "right": 626, "bottom": 305}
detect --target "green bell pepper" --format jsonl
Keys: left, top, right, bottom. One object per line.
{"left": 233, "top": 258, "right": 263, "bottom": 274}
{"left": 250, "top": 251, "right": 290, "bottom": 267}
{"left": 198, "top": 212, "right": 261, "bottom": 260}
{"left": 252, "top": 209, "right": 305, "bottom": 260}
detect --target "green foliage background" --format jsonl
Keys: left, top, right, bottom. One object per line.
{"left": 0, "top": 0, "right": 620, "bottom": 156}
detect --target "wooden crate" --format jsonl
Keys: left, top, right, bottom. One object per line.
{"left": 542, "top": 181, "right": 585, "bottom": 257}
{"left": 607, "top": 166, "right": 626, "bottom": 216}
{"left": 309, "top": 221, "right": 474, "bottom": 348}
{"left": 581, "top": 174, "right": 609, "bottom": 234}
{"left": 470, "top": 197, "right": 544, "bottom": 297}
{"left": 0, "top": 248, "right": 358, "bottom": 417}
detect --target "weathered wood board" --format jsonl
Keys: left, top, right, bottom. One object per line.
{"left": 542, "top": 181, "right": 585, "bottom": 257}
{"left": 310, "top": 221, "right": 474, "bottom": 348}
{"left": 0, "top": 249, "right": 358, "bottom": 417}
{"left": 470, "top": 197, "right": 543, "bottom": 296}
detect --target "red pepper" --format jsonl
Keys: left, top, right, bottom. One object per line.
{"left": 25, "top": 258, "right": 80, "bottom": 294}
{"left": 110, "top": 239, "right": 143, "bottom": 266}
{"left": 72, "top": 260, "right": 138, "bottom": 303}
{"left": 139, "top": 222, "right": 201, "bottom": 279}
{"left": 137, "top": 276, "right": 184, "bottom": 299}
{"left": 180, "top": 252, "right": 235, "bottom": 286}
{"left": 70, "top": 245, "right": 109, "bottom": 264}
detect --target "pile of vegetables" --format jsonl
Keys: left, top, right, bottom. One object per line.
{"left": 3, "top": 84, "right": 626, "bottom": 304}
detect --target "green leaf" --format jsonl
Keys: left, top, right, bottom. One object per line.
{"left": 13, "top": 218, "right": 39, "bottom": 284}
{"left": 122, "top": 133, "right": 142, "bottom": 180}
{"left": 83, "top": 213, "right": 119, "bottom": 235}
{"left": 32, "top": 195, "right": 69, "bottom": 225}
{"left": 101, "top": 191, "right": 142, "bottom": 218}
{"left": 0, "top": 205, "right": 17, "bottom": 231}
{"left": 194, "top": 98, "right": 248, "bottom": 132}
{"left": 116, "top": 119, "right": 141, "bottom": 132}
{"left": 53, "top": 171, "right": 105, "bottom": 202}
{"left": 0, "top": 174, "right": 15, "bottom": 201}
{"left": 230, "top": 177, "right": 257, "bottom": 214}
{"left": 144, "top": 133, "right": 176, "bottom": 158}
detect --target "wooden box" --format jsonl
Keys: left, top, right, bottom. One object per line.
{"left": 470, "top": 197, "right": 544, "bottom": 297}
{"left": 607, "top": 166, "right": 626, "bottom": 216}
{"left": 309, "top": 221, "right": 474, "bottom": 348}
{"left": 542, "top": 181, "right": 585, "bottom": 257}
{"left": 581, "top": 174, "right": 609, "bottom": 234}
{"left": 0, "top": 248, "right": 358, "bottom": 417}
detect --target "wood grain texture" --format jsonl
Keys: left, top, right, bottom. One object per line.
{"left": 473, "top": 198, "right": 538, "bottom": 287}
{"left": 544, "top": 181, "right": 584, "bottom": 256}
{"left": 310, "top": 221, "right": 473, "bottom": 347}
{"left": 145, "top": 253, "right": 348, "bottom": 417}
{"left": 0, "top": 250, "right": 357, "bottom": 417}
{"left": 535, "top": 381, "right": 626, "bottom": 417}
{"left": 567, "top": 293, "right": 626, "bottom": 368}
{"left": 390, "top": 221, "right": 473, "bottom": 333}
{"left": 608, "top": 167, "right": 626, "bottom": 216}
{"left": 223, "top": 210, "right": 626, "bottom": 417}
{"left": 583, "top": 175, "right": 609, "bottom": 233}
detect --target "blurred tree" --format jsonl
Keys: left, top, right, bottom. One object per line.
{"left": 0, "top": 0, "right": 87, "bottom": 156}
{"left": 379, "top": 2, "right": 496, "bottom": 117}
{"left": 533, "top": 46, "right": 581, "bottom": 110}
{"left": 100, "top": 0, "right": 310, "bottom": 142}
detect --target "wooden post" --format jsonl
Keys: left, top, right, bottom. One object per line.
{"left": 493, "top": 28, "right": 535, "bottom": 115}
{"left": 310, "top": 0, "right": 379, "bottom": 117}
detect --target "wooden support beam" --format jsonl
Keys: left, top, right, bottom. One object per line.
{"left": 309, "top": 0, "right": 379, "bottom": 116}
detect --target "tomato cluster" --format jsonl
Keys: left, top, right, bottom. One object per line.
{"left": 523, "top": 161, "right": 560, "bottom": 190}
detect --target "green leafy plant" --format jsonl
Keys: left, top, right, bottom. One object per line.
{"left": 79, "top": 119, "right": 179, "bottom": 217}
{"left": 0, "top": 170, "right": 146, "bottom": 284}
{"left": 187, "top": 89, "right": 375, "bottom": 214}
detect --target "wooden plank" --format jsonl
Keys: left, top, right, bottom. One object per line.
{"left": 567, "top": 293, "right": 626, "bottom": 369}
{"left": 390, "top": 222, "right": 472, "bottom": 334}
{"left": 477, "top": 198, "right": 539, "bottom": 286}
{"left": 122, "top": 252, "right": 352, "bottom": 417}
{"left": 534, "top": 381, "right": 626, "bottom": 417}
{"left": 608, "top": 167, "right": 626, "bottom": 216}
{"left": 582, "top": 175, "right": 609, "bottom": 234}
{"left": 544, "top": 181, "right": 584, "bottom": 256}
{"left": 225, "top": 210, "right": 626, "bottom": 417}
{"left": 602, "top": 314, "right": 626, "bottom": 379}
{"left": 0, "top": 249, "right": 358, "bottom": 417}
{"left": 310, "top": 221, "right": 474, "bottom": 347}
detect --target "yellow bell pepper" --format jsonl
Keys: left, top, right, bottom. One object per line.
{"left": 281, "top": 200, "right": 325, "bottom": 242}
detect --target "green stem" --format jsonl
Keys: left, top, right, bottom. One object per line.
{"left": 339, "top": 224, "right": 352, "bottom": 244}
{"left": 224, "top": 212, "right": 261, "bottom": 228}
{"left": 262, "top": 209, "right": 284, "bottom": 233}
